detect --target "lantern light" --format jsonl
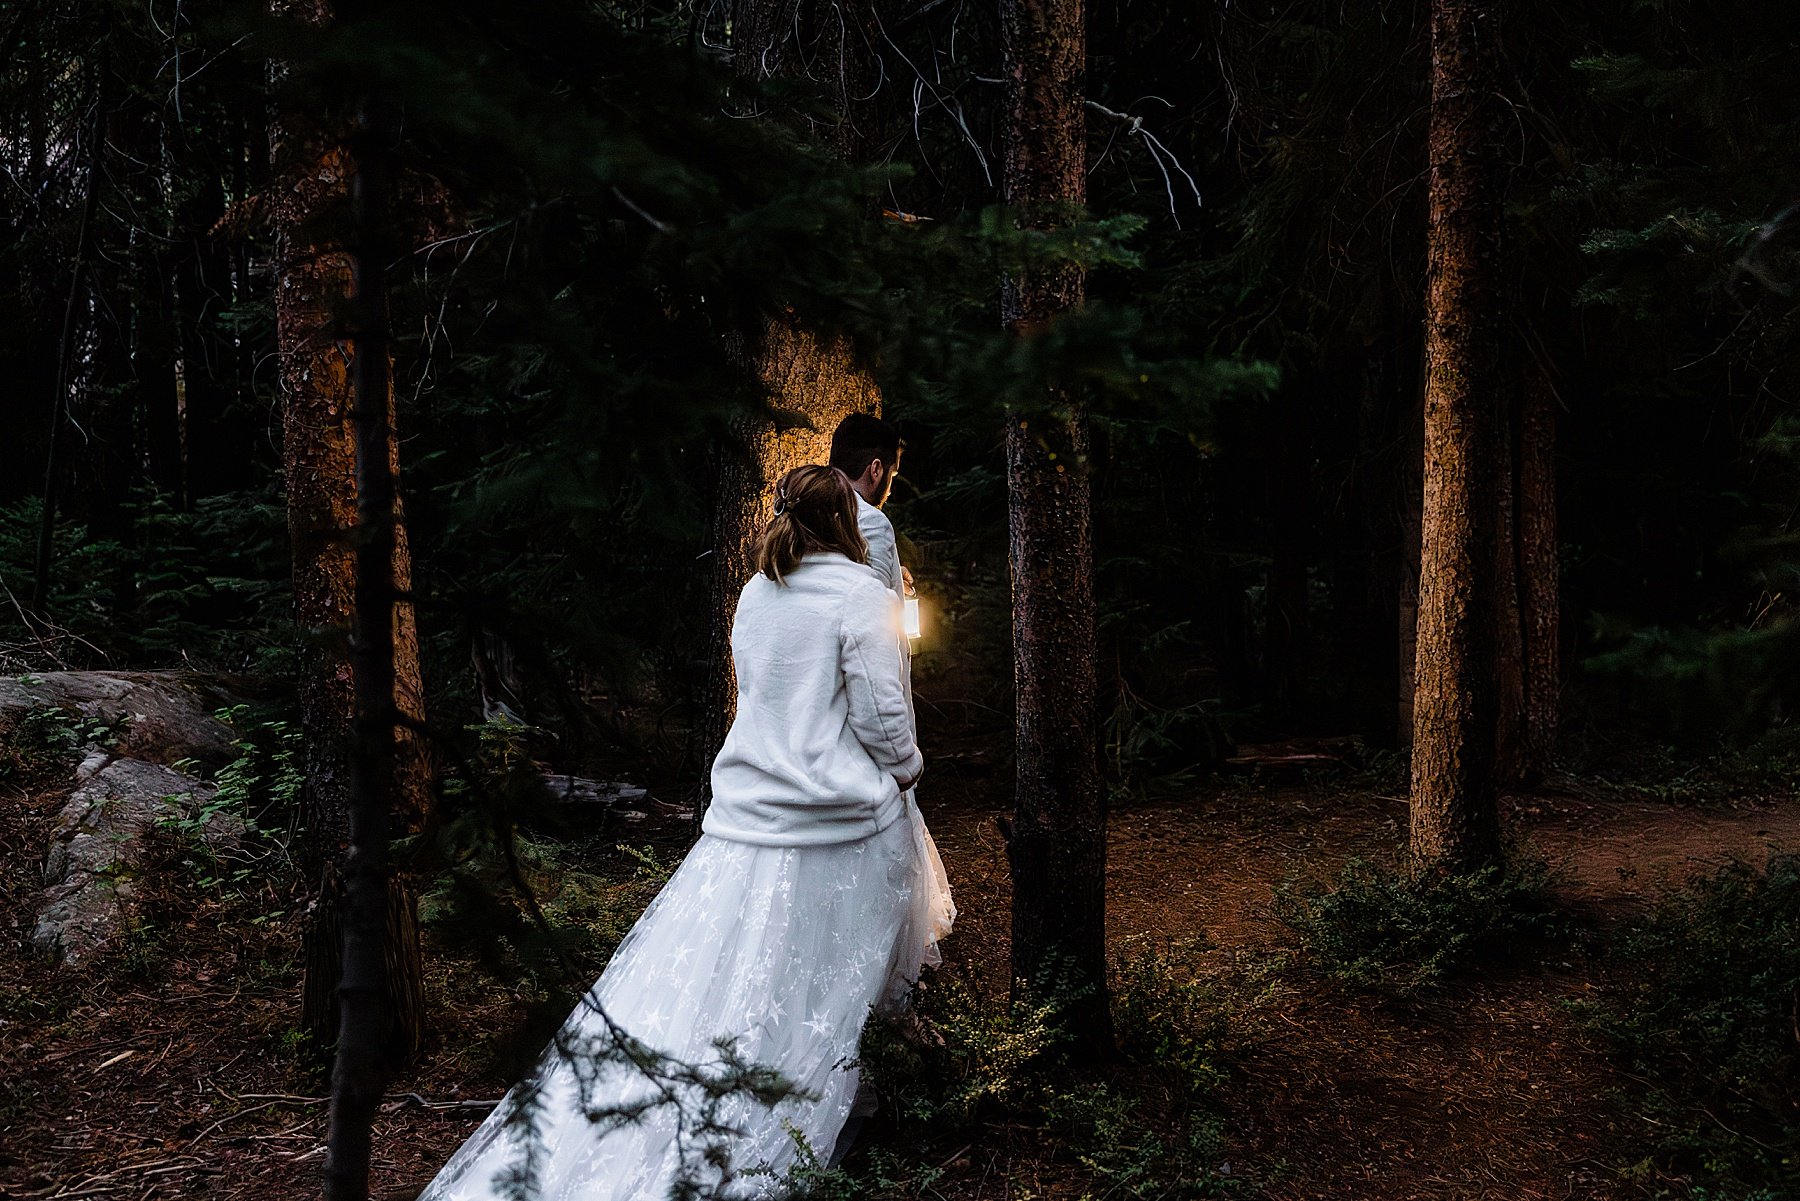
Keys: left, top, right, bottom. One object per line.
{"left": 903, "top": 595, "right": 922, "bottom": 641}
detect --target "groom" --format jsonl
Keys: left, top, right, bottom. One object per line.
{"left": 827, "top": 411, "right": 913, "bottom": 1166}
{"left": 829, "top": 413, "right": 912, "bottom": 602}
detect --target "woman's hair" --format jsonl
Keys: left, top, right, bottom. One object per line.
{"left": 754, "top": 465, "right": 869, "bottom": 584}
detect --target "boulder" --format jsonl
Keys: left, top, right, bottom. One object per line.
{"left": 1, "top": 671, "right": 257, "bottom": 966}
{"left": 30, "top": 754, "right": 247, "bottom": 965}
{"left": 0, "top": 670, "right": 243, "bottom": 767}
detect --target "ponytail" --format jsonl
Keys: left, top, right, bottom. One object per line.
{"left": 753, "top": 465, "right": 869, "bottom": 584}
{"left": 756, "top": 511, "right": 809, "bottom": 584}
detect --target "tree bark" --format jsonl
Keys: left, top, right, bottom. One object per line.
{"left": 1001, "top": 0, "right": 1110, "bottom": 1052}
{"left": 323, "top": 101, "right": 401, "bottom": 1201}
{"left": 270, "top": 0, "right": 430, "bottom": 1063}
{"left": 728, "top": 0, "right": 885, "bottom": 156}
{"left": 1408, "top": 0, "right": 1506, "bottom": 872}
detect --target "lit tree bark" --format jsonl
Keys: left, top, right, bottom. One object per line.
{"left": 1409, "top": 0, "right": 1506, "bottom": 871}
{"left": 1001, "top": 0, "right": 1110, "bottom": 1050}
{"left": 270, "top": 0, "right": 430, "bottom": 1064}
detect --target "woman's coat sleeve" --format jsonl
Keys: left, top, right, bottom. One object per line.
{"left": 840, "top": 578, "right": 924, "bottom": 786}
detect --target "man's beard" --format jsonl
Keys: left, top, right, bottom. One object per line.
{"left": 873, "top": 468, "right": 895, "bottom": 507}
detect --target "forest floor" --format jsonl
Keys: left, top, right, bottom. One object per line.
{"left": 2, "top": 742, "right": 1797, "bottom": 1200}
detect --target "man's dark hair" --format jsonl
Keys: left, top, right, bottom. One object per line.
{"left": 829, "top": 413, "right": 903, "bottom": 480}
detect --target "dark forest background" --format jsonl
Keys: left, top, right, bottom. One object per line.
{"left": 4, "top": 0, "right": 1797, "bottom": 783}
{"left": 5, "top": 3, "right": 1800, "bottom": 1200}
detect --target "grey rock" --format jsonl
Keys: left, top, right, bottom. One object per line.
{"left": 27, "top": 735, "right": 248, "bottom": 966}
{"left": 0, "top": 670, "right": 244, "bottom": 767}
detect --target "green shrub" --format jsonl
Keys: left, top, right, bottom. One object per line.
{"left": 1111, "top": 938, "right": 1231, "bottom": 1097}
{"left": 1104, "top": 684, "right": 1233, "bottom": 800}
{"left": 156, "top": 706, "right": 305, "bottom": 897}
{"left": 780, "top": 1141, "right": 946, "bottom": 1201}
{"left": 1049, "top": 1085, "right": 1246, "bottom": 1200}
{"left": 1274, "top": 852, "right": 1562, "bottom": 992}
{"left": 0, "top": 492, "right": 290, "bottom": 671}
{"left": 204, "top": 705, "right": 304, "bottom": 832}
{"left": 833, "top": 946, "right": 1249, "bottom": 1198}
{"left": 1588, "top": 856, "right": 1800, "bottom": 1198}
{"left": 0, "top": 705, "right": 119, "bottom": 783}
{"left": 857, "top": 968, "right": 1073, "bottom": 1131}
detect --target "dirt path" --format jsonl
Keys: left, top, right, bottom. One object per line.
{"left": 4, "top": 765, "right": 1797, "bottom": 1200}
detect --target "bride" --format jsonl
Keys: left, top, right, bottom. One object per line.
{"left": 419, "top": 464, "right": 955, "bottom": 1200}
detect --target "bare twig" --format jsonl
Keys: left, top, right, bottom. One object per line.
{"left": 1085, "top": 99, "right": 1203, "bottom": 227}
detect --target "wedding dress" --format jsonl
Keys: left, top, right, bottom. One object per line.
{"left": 417, "top": 801, "right": 953, "bottom": 1201}
{"left": 419, "top": 552, "right": 954, "bottom": 1200}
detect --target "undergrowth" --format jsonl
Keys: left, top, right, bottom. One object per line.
{"left": 161, "top": 705, "right": 306, "bottom": 899}
{"left": 1273, "top": 851, "right": 1564, "bottom": 993}
{"left": 791, "top": 941, "right": 1256, "bottom": 1198}
{"left": 0, "top": 704, "right": 119, "bottom": 784}
{"left": 1586, "top": 855, "right": 1800, "bottom": 1199}
{"left": 420, "top": 718, "right": 681, "bottom": 1071}
{"left": 0, "top": 492, "right": 291, "bottom": 672}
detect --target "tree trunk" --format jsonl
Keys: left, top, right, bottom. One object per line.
{"left": 694, "top": 3, "right": 885, "bottom": 812}
{"left": 728, "top": 0, "right": 884, "bottom": 156}
{"left": 698, "top": 318, "right": 881, "bottom": 778}
{"left": 1336, "top": 324, "right": 1406, "bottom": 745}
{"left": 1408, "top": 0, "right": 1506, "bottom": 872}
{"left": 323, "top": 101, "right": 402, "bottom": 1201}
{"left": 168, "top": 135, "right": 245, "bottom": 503}
{"left": 1517, "top": 358, "right": 1559, "bottom": 782}
{"left": 31, "top": 57, "right": 104, "bottom": 621}
{"left": 270, "top": 2, "right": 431, "bottom": 1064}
{"left": 1001, "top": 0, "right": 1110, "bottom": 1052}
{"left": 1265, "top": 383, "right": 1311, "bottom": 712}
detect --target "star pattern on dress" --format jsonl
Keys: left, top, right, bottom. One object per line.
{"left": 639, "top": 1007, "right": 672, "bottom": 1039}
{"left": 416, "top": 818, "right": 955, "bottom": 1201}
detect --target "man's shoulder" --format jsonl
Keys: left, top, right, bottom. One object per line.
{"left": 856, "top": 494, "right": 895, "bottom": 535}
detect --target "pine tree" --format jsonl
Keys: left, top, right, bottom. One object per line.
{"left": 1409, "top": 0, "right": 1506, "bottom": 871}
{"left": 695, "top": 0, "right": 886, "bottom": 812}
{"left": 1000, "top": 0, "right": 1111, "bottom": 1050}
{"left": 268, "top": 0, "right": 431, "bottom": 1061}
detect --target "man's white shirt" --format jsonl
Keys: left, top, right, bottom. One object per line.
{"left": 855, "top": 493, "right": 918, "bottom": 766}
{"left": 856, "top": 493, "right": 905, "bottom": 595}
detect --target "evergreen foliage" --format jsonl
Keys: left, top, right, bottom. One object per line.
{"left": 798, "top": 942, "right": 1248, "bottom": 1198}
{"left": 1274, "top": 852, "right": 1564, "bottom": 992}
{"left": 1589, "top": 855, "right": 1800, "bottom": 1199}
